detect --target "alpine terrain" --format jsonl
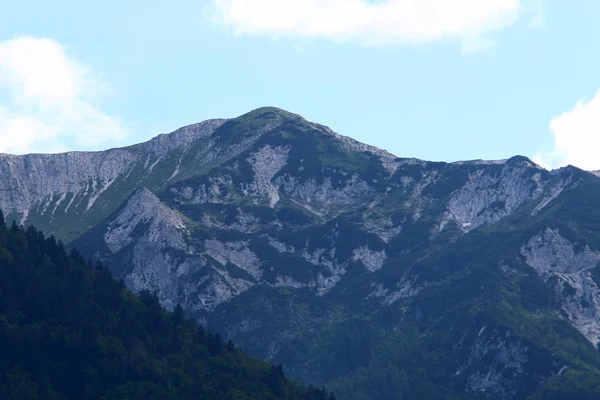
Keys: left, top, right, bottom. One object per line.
{"left": 0, "top": 215, "right": 335, "bottom": 399}
{"left": 3, "top": 107, "right": 600, "bottom": 399}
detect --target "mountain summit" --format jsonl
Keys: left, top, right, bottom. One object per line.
{"left": 3, "top": 107, "right": 600, "bottom": 399}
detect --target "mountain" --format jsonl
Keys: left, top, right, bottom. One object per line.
{"left": 0, "top": 218, "right": 334, "bottom": 399}
{"left": 3, "top": 107, "right": 600, "bottom": 398}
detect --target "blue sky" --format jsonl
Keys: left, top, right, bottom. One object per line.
{"left": 0, "top": 1, "right": 599, "bottom": 170}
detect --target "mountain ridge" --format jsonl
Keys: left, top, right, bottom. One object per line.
{"left": 0, "top": 106, "right": 556, "bottom": 171}
{"left": 3, "top": 106, "right": 600, "bottom": 399}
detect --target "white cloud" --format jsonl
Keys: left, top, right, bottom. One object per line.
{"left": 534, "top": 91, "right": 600, "bottom": 171}
{"left": 209, "top": 0, "right": 539, "bottom": 47}
{"left": 529, "top": 0, "right": 544, "bottom": 27}
{"left": 0, "top": 36, "right": 126, "bottom": 154}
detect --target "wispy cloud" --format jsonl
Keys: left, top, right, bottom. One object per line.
{"left": 534, "top": 90, "right": 600, "bottom": 171}
{"left": 0, "top": 36, "right": 127, "bottom": 154}
{"left": 209, "top": 0, "right": 539, "bottom": 48}
{"left": 529, "top": 0, "right": 545, "bottom": 27}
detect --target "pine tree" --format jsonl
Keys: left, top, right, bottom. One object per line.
{"left": 226, "top": 340, "right": 236, "bottom": 352}
{"left": 208, "top": 333, "right": 223, "bottom": 356}
{"left": 172, "top": 303, "right": 184, "bottom": 326}
{"left": 196, "top": 325, "right": 206, "bottom": 345}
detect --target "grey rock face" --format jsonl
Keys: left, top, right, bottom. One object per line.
{"left": 276, "top": 174, "right": 375, "bottom": 211}
{"left": 522, "top": 229, "right": 600, "bottom": 276}
{"left": 443, "top": 162, "right": 543, "bottom": 231}
{"left": 0, "top": 149, "right": 138, "bottom": 222}
{"left": 100, "top": 190, "right": 260, "bottom": 313}
{"left": 302, "top": 247, "right": 347, "bottom": 295}
{"left": 522, "top": 229, "right": 600, "bottom": 344}
{"left": 105, "top": 189, "right": 189, "bottom": 253}
{"left": 0, "top": 119, "right": 226, "bottom": 229}
{"left": 352, "top": 246, "right": 387, "bottom": 272}
{"left": 462, "top": 327, "right": 536, "bottom": 398}
{"left": 246, "top": 145, "right": 290, "bottom": 207}
{"left": 170, "top": 175, "right": 237, "bottom": 205}
{"left": 101, "top": 189, "right": 197, "bottom": 310}
{"left": 368, "top": 278, "right": 421, "bottom": 305}
{"left": 204, "top": 239, "right": 262, "bottom": 280}
{"left": 360, "top": 216, "right": 402, "bottom": 243}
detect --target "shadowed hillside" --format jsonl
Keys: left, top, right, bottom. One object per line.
{"left": 0, "top": 210, "right": 335, "bottom": 400}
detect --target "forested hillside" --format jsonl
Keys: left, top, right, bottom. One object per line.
{"left": 0, "top": 210, "right": 334, "bottom": 400}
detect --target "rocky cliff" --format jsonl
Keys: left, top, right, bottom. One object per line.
{"left": 0, "top": 119, "right": 225, "bottom": 240}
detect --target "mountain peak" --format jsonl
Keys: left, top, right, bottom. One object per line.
{"left": 505, "top": 155, "right": 538, "bottom": 168}
{"left": 238, "top": 106, "right": 304, "bottom": 121}
{"left": 6, "top": 106, "right": 600, "bottom": 400}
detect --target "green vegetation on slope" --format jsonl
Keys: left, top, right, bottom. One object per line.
{"left": 15, "top": 109, "right": 600, "bottom": 399}
{"left": 208, "top": 207, "right": 600, "bottom": 400}
{"left": 0, "top": 211, "right": 335, "bottom": 400}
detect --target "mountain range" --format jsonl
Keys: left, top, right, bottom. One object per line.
{"left": 3, "top": 107, "right": 600, "bottom": 399}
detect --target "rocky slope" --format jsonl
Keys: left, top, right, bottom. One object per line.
{"left": 0, "top": 119, "right": 225, "bottom": 240}
{"left": 5, "top": 107, "right": 600, "bottom": 399}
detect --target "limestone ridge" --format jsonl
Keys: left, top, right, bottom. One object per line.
{"left": 4, "top": 106, "right": 600, "bottom": 399}
{"left": 0, "top": 118, "right": 226, "bottom": 238}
